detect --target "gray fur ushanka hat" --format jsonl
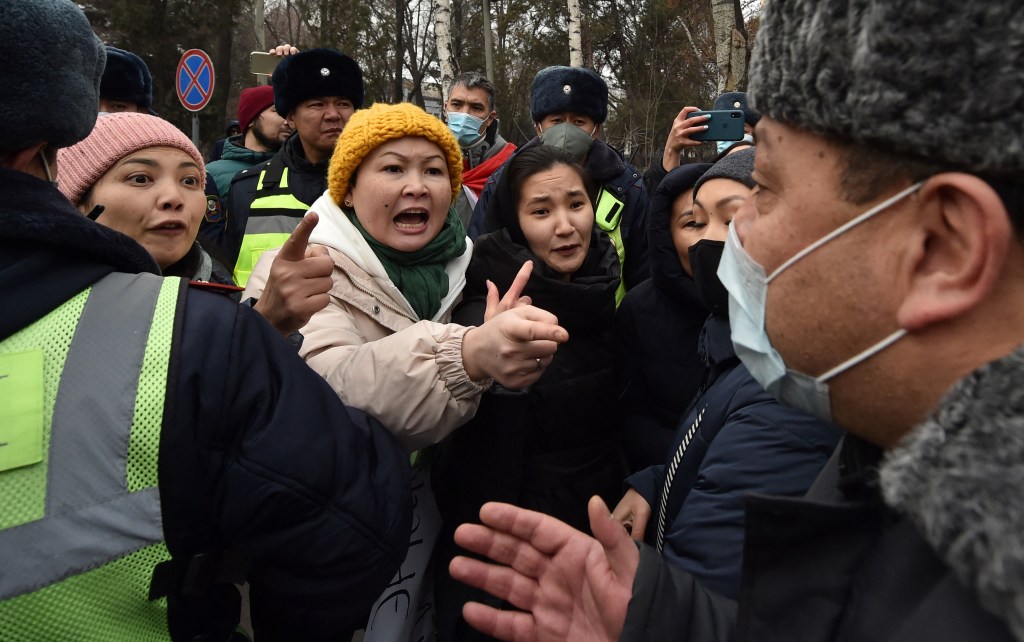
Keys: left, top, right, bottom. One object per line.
{"left": 749, "top": 0, "right": 1024, "bottom": 175}
{"left": 0, "top": 0, "right": 105, "bottom": 150}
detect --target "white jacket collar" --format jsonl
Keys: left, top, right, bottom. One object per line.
{"left": 307, "top": 191, "right": 473, "bottom": 322}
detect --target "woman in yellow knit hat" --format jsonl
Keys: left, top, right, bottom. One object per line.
{"left": 243, "top": 102, "right": 568, "bottom": 451}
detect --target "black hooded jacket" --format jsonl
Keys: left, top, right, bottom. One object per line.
{"left": 0, "top": 168, "right": 411, "bottom": 641}
{"left": 430, "top": 221, "right": 627, "bottom": 642}
{"left": 615, "top": 163, "right": 713, "bottom": 472}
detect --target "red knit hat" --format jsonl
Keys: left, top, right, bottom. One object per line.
{"left": 237, "top": 85, "right": 276, "bottom": 133}
{"left": 57, "top": 112, "right": 206, "bottom": 206}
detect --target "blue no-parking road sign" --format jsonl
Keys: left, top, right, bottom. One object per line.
{"left": 176, "top": 49, "right": 215, "bottom": 112}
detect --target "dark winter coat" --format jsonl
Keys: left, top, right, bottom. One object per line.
{"left": 206, "top": 134, "right": 276, "bottom": 200}
{"left": 431, "top": 228, "right": 627, "bottom": 642}
{"left": 433, "top": 228, "right": 626, "bottom": 532}
{"left": 466, "top": 137, "right": 651, "bottom": 290}
{"left": 223, "top": 133, "right": 329, "bottom": 269}
{"left": 164, "top": 241, "right": 237, "bottom": 289}
{"left": 0, "top": 168, "right": 412, "bottom": 641}
{"left": 616, "top": 163, "right": 713, "bottom": 472}
{"left": 628, "top": 315, "right": 841, "bottom": 600}
{"left": 622, "top": 432, "right": 1018, "bottom": 642}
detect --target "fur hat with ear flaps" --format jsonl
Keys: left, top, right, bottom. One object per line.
{"left": 0, "top": 0, "right": 105, "bottom": 151}
{"left": 748, "top": 0, "right": 1024, "bottom": 176}
{"left": 530, "top": 66, "right": 608, "bottom": 125}
{"left": 272, "top": 48, "right": 364, "bottom": 118}
{"left": 101, "top": 46, "right": 153, "bottom": 110}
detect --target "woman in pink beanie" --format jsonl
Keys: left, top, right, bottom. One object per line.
{"left": 58, "top": 112, "right": 235, "bottom": 285}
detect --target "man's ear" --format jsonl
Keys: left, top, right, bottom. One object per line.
{"left": 592, "top": 124, "right": 602, "bottom": 138}
{"left": 534, "top": 122, "right": 543, "bottom": 137}
{"left": 486, "top": 110, "right": 497, "bottom": 127}
{"left": 0, "top": 144, "right": 45, "bottom": 173}
{"left": 897, "top": 173, "right": 1012, "bottom": 330}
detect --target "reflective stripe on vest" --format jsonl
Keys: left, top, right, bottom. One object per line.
{"left": 0, "top": 272, "right": 180, "bottom": 641}
{"left": 251, "top": 166, "right": 310, "bottom": 214}
{"left": 234, "top": 164, "right": 310, "bottom": 286}
{"left": 594, "top": 188, "right": 628, "bottom": 306}
{"left": 233, "top": 213, "right": 304, "bottom": 286}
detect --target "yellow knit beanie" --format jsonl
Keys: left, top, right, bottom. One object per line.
{"left": 328, "top": 102, "right": 463, "bottom": 206}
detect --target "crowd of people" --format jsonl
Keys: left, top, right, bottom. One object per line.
{"left": 1, "top": 0, "right": 1023, "bottom": 640}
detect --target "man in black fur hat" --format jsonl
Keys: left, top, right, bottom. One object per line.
{"left": 225, "top": 47, "right": 365, "bottom": 286}
{"left": 444, "top": 1, "right": 1024, "bottom": 641}
{"left": 468, "top": 65, "right": 651, "bottom": 303}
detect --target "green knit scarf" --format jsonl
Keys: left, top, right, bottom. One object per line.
{"left": 347, "top": 206, "right": 467, "bottom": 320}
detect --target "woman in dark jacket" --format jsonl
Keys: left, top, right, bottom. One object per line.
{"left": 432, "top": 146, "right": 627, "bottom": 641}
{"left": 612, "top": 148, "right": 842, "bottom": 600}
{"left": 615, "top": 162, "right": 713, "bottom": 472}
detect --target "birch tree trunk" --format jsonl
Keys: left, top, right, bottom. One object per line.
{"left": 393, "top": 0, "right": 405, "bottom": 102}
{"left": 711, "top": 0, "right": 748, "bottom": 92}
{"left": 482, "top": 0, "right": 495, "bottom": 81}
{"left": 568, "top": 0, "right": 583, "bottom": 67}
{"left": 434, "top": 0, "right": 455, "bottom": 105}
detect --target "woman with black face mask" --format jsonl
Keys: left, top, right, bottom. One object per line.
{"left": 610, "top": 148, "right": 842, "bottom": 600}
{"left": 615, "top": 161, "right": 713, "bottom": 472}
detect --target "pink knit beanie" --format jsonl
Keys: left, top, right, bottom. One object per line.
{"left": 57, "top": 112, "right": 206, "bottom": 206}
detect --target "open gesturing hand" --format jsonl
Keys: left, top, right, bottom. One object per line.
{"left": 449, "top": 497, "right": 639, "bottom": 642}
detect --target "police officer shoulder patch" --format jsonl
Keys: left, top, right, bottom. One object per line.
{"left": 205, "top": 194, "right": 224, "bottom": 224}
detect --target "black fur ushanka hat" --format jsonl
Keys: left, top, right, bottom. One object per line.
{"left": 530, "top": 66, "right": 608, "bottom": 125}
{"left": 272, "top": 48, "right": 365, "bottom": 118}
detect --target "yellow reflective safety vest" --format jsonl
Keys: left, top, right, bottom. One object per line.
{"left": 233, "top": 155, "right": 311, "bottom": 286}
{"left": 0, "top": 272, "right": 180, "bottom": 641}
{"left": 594, "top": 187, "right": 628, "bottom": 306}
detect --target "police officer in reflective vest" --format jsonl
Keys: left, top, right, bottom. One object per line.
{"left": 468, "top": 66, "right": 651, "bottom": 305}
{"left": 226, "top": 48, "right": 364, "bottom": 286}
{"left": 0, "top": 3, "right": 411, "bottom": 639}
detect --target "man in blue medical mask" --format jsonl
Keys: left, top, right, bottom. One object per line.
{"left": 468, "top": 65, "right": 652, "bottom": 302}
{"left": 444, "top": 71, "right": 516, "bottom": 230}
{"left": 440, "top": 0, "right": 1024, "bottom": 640}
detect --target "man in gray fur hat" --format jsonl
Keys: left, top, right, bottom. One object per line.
{"left": 444, "top": 1, "right": 1024, "bottom": 641}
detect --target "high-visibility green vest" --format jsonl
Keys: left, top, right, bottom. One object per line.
{"left": 0, "top": 272, "right": 180, "bottom": 641}
{"left": 594, "top": 187, "right": 628, "bottom": 306}
{"left": 234, "top": 157, "right": 311, "bottom": 287}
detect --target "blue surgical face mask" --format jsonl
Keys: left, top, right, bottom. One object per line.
{"left": 447, "top": 111, "right": 486, "bottom": 147}
{"left": 716, "top": 181, "right": 923, "bottom": 421}
{"left": 716, "top": 133, "right": 755, "bottom": 156}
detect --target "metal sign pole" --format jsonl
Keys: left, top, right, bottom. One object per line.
{"left": 192, "top": 114, "right": 200, "bottom": 147}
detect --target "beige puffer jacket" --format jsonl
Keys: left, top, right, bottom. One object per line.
{"left": 244, "top": 192, "right": 490, "bottom": 452}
